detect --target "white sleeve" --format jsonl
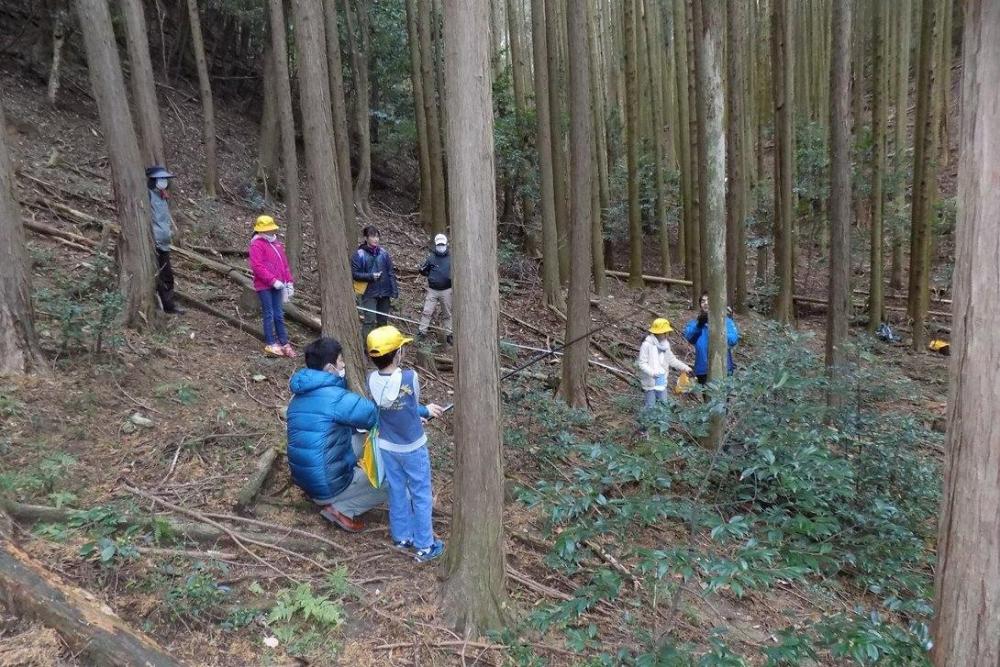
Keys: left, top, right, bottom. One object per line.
{"left": 664, "top": 341, "right": 692, "bottom": 372}
{"left": 412, "top": 371, "right": 421, "bottom": 404}
{"left": 636, "top": 341, "right": 657, "bottom": 377}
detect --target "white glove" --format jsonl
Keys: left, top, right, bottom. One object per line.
{"left": 273, "top": 280, "right": 285, "bottom": 290}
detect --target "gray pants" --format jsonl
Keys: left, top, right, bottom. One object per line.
{"left": 322, "top": 433, "right": 388, "bottom": 518}
{"left": 643, "top": 389, "right": 669, "bottom": 409}
{"left": 419, "top": 288, "right": 453, "bottom": 334}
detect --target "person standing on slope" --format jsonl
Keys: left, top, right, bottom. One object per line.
{"left": 351, "top": 226, "right": 398, "bottom": 340}
{"left": 146, "top": 166, "right": 184, "bottom": 314}
{"left": 684, "top": 292, "right": 740, "bottom": 385}
{"left": 636, "top": 318, "right": 693, "bottom": 410}
{"left": 417, "top": 233, "right": 453, "bottom": 345}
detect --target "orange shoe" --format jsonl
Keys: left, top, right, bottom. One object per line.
{"left": 320, "top": 505, "right": 364, "bottom": 532}
{"left": 282, "top": 343, "right": 297, "bottom": 358}
{"left": 264, "top": 344, "right": 285, "bottom": 357}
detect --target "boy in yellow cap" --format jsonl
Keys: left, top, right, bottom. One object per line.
{"left": 636, "top": 318, "right": 692, "bottom": 410}
{"left": 366, "top": 326, "right": 445, "bottom": 562}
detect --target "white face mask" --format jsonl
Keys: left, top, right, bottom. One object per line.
{"left": 435, "top": 244, "right": 447, "bottom": 253}
{"left": 337, "top": 368, "right": 346, "bottom": 378}
{"left": 155, "top": 178, "right": 169, "bottom": 190}
{"left": 263, "top": 233, "right": 277, "bottom": 242}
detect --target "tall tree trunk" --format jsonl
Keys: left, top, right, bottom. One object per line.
{"left": 75, "top": 0, "right": 158, "bottom": 328}
{"left": 322, "top": 0, "right": 357, "bottom": 238}
{"left": 851, "top": 0, "right": 866, "bottom": 232}
{"left": 507, "top": 0, "right": 529, "bottom": 112}
{"left": 869, "top": 1, "right": 887, "bottom": 331}
{"left": 561, "top": 0, "right": 592, "bottom": 407}
{"left": 0, "top": 104, "right": 45, "bottom": 374}
{"left": 257, "top": 43, "right": 281, "bottom": 193}
{"left": 439, "top": 0, "right": 509, "bottom": 636}
{"left": 684, "top": 0, "right": 702, "bottom": 305}
{"left": 418, "top": 0, "right": 448, "bottom": 234}
{"left": 545, "top": 0, "right": 570, "bottom": 283}
{"left": 587, "top": 0, "right": 607, "bottom": 298}
{"left": 119, "top": 0, "right": 165, "bottom": 166}
{"left": 725, "top": 0, "right": 747, "bottom": 312}
{"left": 695, "top": 0, "right": 726, "bottom": 450}
{"left": 935, "top": 0, "right": 952, "bottom": 169}
{"left": 890, "top": 0, "right": 912, "bottom": 291}
{"left": 530, "top": 0, "right": 564, "bottom": 310}
{"left": 931, "top": 4, "right": 1000, "bottom": 661}
{"left": 46, "top": 4, "right": 69, "bottom": 106}
{"left": 267, "top": 0, "right": 303, "bottom": 274}
{"left": 673, "top": 0, "right": 694, "bottom": 289}
{"left": 641, "top": 0, "right": 669, "bottom": 281}
{"left": 624, "top": 0, "right": 642, "bottom": 288}
{"left": 826, "top": 0, "right": 851, "bottom": 398}
{"left": 406, "top": 0, "right": 433, "bottom": 231}
{"left": 185, "top": 0, "right": 219, "bottom": 196}
{"left": 907, "top": 0, "right": 940, "bottom": 351}
{"left": 289, "top": 0, "right": 366, "bottom": 391}
{"left": 342, "top": 0, "right": 373, "bottom": 219}
{"left": 771, "top": 0, "right": 795, "bottom": 324}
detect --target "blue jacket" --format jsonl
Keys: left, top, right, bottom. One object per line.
{"left": 350, "top": 244, "right": 398, "bottom": 299}
{"left": 683, "top": 316, "right": 740, "bottom": 376}
{"left": 286, "top": 369, "right": 378, "bottom": 503}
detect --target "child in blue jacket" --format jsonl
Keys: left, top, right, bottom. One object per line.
{"left": 684, "top": 293, "right": 740, "bottom": 384}
{"left": 366, "top": 326, "right": 445, "bottom": 562}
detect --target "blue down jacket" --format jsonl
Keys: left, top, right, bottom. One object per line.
{"left": 286, "top": 369, "right": 378, "bottom": 503}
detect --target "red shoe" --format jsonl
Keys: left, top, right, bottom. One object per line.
{"left": 320, "top": 505, "right": 364, "bottom": 532}
{"left": 282, "top": 343, "right": 297, "bottom": 358}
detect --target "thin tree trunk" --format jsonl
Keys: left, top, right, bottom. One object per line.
{"left": 46, "top": 5, "right": 68, "bottom": 106}
{"left": 725, "top": 0, "right": 747, "bottom": 312}
{"left": 545, "top": 0, "right": 570, "bottom": 283}
{"left": 76, "top": 0, "right": 158, "bottom": 328}
{"left": 507, "top": 0, "right": 529, "bottom": 112}
{"left": 935, "top": 0, "right": 952, "bottom": 169}
{"left": 673, "top": 0, "right": 694, "bottom": 289}
{"left": 851, "top": 0, "right": 866, "bottom": 232}
{"left": 771, "top": 0, "right": 795, "bottom": 324}
{"left": 439, "top": 0, "right": 509, "bottom": 636}
{"left": 406, "top": 0, "right": 433, "bottom": 231}
{"left": 418, "top": 0, "right": 448, "bottom": 234}
{"left": 587, "top": 0, "right": 607, "bottom": 298}
{"left": 119, "top": 0, "right": 165, "bottom": 166}
{"left": 342, "top": 0, "right": 373, "bottom": 219}
{"left": 561, "top": 0, "right": 592, "bottom": 407}
{"left": 642, "top": 0, "right": 670, "bottom": 281}
{"left": 869, "top": 1, "right": 887, "bottom": 331}
{"left": 257, "top": 43, "right": 280, "bottom": 193}
{"left": 185, "top": 0, "right": 219, "bottom": 196}
{"left": 931, "top": 4, "right": 1000, "bottom": 661}
{"left": 289, "top": 0, "right": 366, "bottom": 391}
{"left": 890, "top": 0, "right": 912, "bottom": 291}
{"left": 531, "top": 0, "right": 564, "bottom": 310}
{"left": 624, "top": 0, "right": 642, "bottom": 288}
{"left": 684, "top": 0, "right": 702, "bottom": 305}
{"left": 907, "top": 0, "right": 940, "bottom": 351}
{"left": 826, "top": 0, "right": 851, "bottom": 398}
{"left": 267, "top": 0, "right": 303, "bottom": 274}
{"left": 0, "top": 104, "right": 45, "bottom": 374}
{"left": 322, "top": 0, "right": 357, "bottom": 237}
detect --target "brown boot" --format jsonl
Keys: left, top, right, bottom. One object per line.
{"left": 320, "top": 505, "right": 364, "bottom": 532}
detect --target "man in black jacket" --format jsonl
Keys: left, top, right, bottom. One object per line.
{"left": 417, "top": 233, "right": 453, "bottom": 344}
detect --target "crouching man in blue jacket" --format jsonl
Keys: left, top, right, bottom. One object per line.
{"left": 286, "top": 337, "right": 385, "bottom": 532}
{"left": 684, "top": 292, "right": 740, "bottom": 386}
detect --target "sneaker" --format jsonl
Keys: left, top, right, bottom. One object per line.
{"left": 320, "top": 505, "right": 364, "bottom": 532}
{"left": 392, "top": 539, "right": 415, "bottom": 552}
{"left": 413, "top": 539, "right": 445, "bottom": 562}
{"left": 281, "top": 343, "right": 298, "bottom": 358}
{"left": 264, "top": 344, "right": 285, "bottom": 357}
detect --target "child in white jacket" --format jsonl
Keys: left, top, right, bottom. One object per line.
{"left": 636, "top": 318, "right": 692, "bottom": 410}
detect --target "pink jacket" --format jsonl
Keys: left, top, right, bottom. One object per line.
{"left": 248, "top": 235, "right": 293, "bottom": 291}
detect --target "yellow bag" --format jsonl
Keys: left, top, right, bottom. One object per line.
{"left": 674, "top": 371, "right": 695, "bottom": 395}
{"left": 358, "top": 426, "right": 384, "bottom": 488}
{"left": 353, "top": 280, "right": 367, "bottom": 296}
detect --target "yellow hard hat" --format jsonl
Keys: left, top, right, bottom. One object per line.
{"left": 367, "top": 325, "right": 413, "bottom": 357}
{"left": 649, "top": 318, "right": 673, "bottom": 334}
{"left": 254, "top": 215, "right": 279, "bottom": 233}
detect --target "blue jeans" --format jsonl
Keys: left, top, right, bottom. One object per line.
{"left": 381, "top": 445, "right": 434, "bottom": 549}
{"left": 258, "top": 288, "right": 288, "bottom": 346}
{"left": 644, "top": 389, "right": 669, "bottom": 410}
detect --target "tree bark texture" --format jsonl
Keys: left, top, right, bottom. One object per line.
{"left": 770, "top": 0, "right": 794, "bottom": 324}
{"left": 119, "top": 0, "right": 166, "bottom": 166}
{"left": 561, "top": 0, "right": 592, "bottom": 408}
{"left": 642, "top": 0, "right": 670, "bottom": 281}
{"left": 890, "top": 0, "right": 912, "bottom": 291}
{"left": 185, "top": 0, "right": 219, "bottom": 196}
{"left": 530, "top": 0, "right": 564, "bottom": 310}
{"left": 725, "top": 0, "right": 747, "bottom": 312}
{"left": 826, "top": 0, "right": 852, "bottom": 389}
{"left": 267, "top": 0, "right": 303, "bottom": 274}
{"left": 623, "top": 0, "right": 642, "bottom": 288}
{"left": 931, "top": 3, "right": 1000, "bottom": 662}
{"left": 672, "top": 0, "right": 695, "bottom": 290}
{"left": 0, "top": 103, "right": 45, "bottom": 374}
{"left": 440, "top": 0, "right": 509, "bottom": 636}
{"left": 869, "top": 1, "right": 887, "bottom": 331}
{"left": 684, "top": 0, "right": 702, "bottom": 305}
{"left": 544, "top": 0, "right": 570, "bottom": 283}
{"left": 418, "top": 0, "right": 448, "bottom": 234}
{"left": 290, "top": 0, "right": 366, "bottom": 391}
{"left": 342, "top": 0, "right": 373, "bottom": 219}
{"left": 75, "top": 0, "right": 158, "bottom": 328}
{"left": 586, "top": 0, "right": 607, "bottom": 297}
{"left": 320, "top": 0, "right": 357, "bottom": 238}
{"left": 407, "top": 0, "right": 432, "bottom": 232}
{"left": 257, "top": 43, "right": 280, "bottom": 192}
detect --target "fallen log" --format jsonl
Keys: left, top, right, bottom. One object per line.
{"left": 0, "top": 510, "right": 181, "bottom": 667}
{"left": 174, "top": 289, "right": 264, "bottom": 341}
{"left": 605, "top": 269, "right": 693, "bottom": 287}
{"left": 234, "top": 447, "right": 280, "bottom": 515}
{"left": 788, "top": 294, "right": 951, "bottom": 319}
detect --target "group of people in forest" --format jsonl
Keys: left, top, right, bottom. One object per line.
{"left": 145, "top": 165, "right": 737, "bottom": 562}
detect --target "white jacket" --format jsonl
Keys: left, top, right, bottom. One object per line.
{"left": 636, "top": 334, "right": 692, "bottom": 391}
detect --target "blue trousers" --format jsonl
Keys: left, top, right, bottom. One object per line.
{"left": 258, "top": 288, "right": 288, "bottom": 346}
{"left": 381, "top": 445, "right": 434, "bottom": 549}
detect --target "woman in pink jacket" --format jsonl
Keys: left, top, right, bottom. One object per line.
{"left": 248, "top": 215, "right": 296, "bottom": 357}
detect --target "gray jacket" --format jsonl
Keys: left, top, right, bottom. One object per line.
{"left": 149, "top": 189, "right": 173, "bottom": 251}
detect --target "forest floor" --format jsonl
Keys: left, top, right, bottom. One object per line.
{"left": 0, "top": 59, "right": 953, "bottom": 666}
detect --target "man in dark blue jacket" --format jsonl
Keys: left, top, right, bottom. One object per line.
{"left": 286, "top": 337, "right": 383, "bottom": 532}
{"left": 351, "top": 226, "right": 398, "bottom": 340}
{"left": 684, "top": 292, "right": 740, "bottom": 385}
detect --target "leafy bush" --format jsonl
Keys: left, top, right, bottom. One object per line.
{"left": 35, "top": 253, "right": 123, "bottom": 356}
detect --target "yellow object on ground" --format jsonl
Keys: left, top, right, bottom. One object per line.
{"left": 929, "top": 339, "right": 951, "bottom": 355}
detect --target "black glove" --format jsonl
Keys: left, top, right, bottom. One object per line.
{"left": 697, "top": 311, "right": 708, "bottom": 327}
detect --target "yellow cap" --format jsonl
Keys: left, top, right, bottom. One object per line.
{"left": 367, "top": 325, "right": 413, "bottom": 357}
{"left": 254, "top": 215, "right": 279, "bottom": 233}
{"left": 649, "top": 318, "right": 673, "bottom": 334}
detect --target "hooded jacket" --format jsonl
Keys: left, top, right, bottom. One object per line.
{"left": 419, "top": 249, "right": 452, "bottom": 290}
{"left": 350, "top": 243, "right": 398, "bottom": 299}
{"left": 248, "top": 235, "right": 294, "bottom": 291}
{"left": 683, "top": 316, "right": 740, "bottom": 376}
{"left": 636, "top": 335, "right": 692, "bottom": 391}
{"left": 149, "top": 189, "right": 173, "bottom": 252}
{"left": 286, "top": 369, "right": 378, "bottom": 503}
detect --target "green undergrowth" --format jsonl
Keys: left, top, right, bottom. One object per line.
{"left": 501, "top": 325, "right": 939, "bottom": 666}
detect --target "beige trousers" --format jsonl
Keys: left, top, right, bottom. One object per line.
{"left": 419, "top": 287, "right": 453, "bottom": 334}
